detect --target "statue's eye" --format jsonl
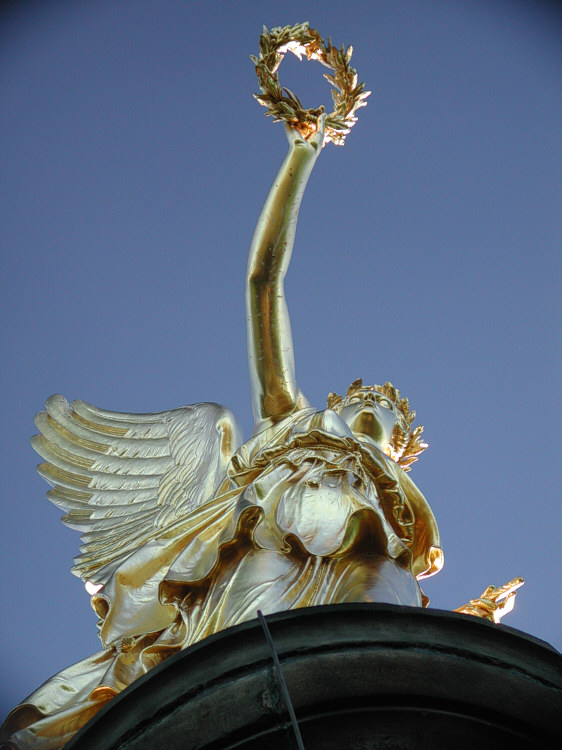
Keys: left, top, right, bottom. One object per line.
{"left": 376, "top": 396, "right": 393, "bottom": 410}
{"left": 306, "top": 478, "right": 320, "bottom": 489}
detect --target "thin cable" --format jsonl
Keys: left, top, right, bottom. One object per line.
{"left": 257, "top": 609, "right": 306, "bottom": 750}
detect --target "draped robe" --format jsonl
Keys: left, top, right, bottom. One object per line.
{"left": 1, "top": 406, "right": 441, "bottom": 750}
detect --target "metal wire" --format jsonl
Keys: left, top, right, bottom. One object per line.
{"left": 257, "top": 610, "right": 306, "bottom": 750}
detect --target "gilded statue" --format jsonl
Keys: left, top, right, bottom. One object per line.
{"left": 1, "top": 23, "right": 522, "bottom": 750}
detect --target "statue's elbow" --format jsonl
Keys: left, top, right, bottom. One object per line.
{"left": 247, "top": 264, "right": 280, "bottom": 293}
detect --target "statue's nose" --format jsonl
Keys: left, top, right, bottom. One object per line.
{"left": 323, "top": 473, "right": 342, "bottom": 489}
{"left": 322, "top": 471, "right": 363, "bottom": 491}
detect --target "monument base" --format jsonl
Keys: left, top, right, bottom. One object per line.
{"left": 66, "top": 603, "right": 561, "bottom": 750}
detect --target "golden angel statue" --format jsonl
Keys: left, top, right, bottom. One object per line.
{"left": 0, "top": 23, "right": 520, "bottom": 750}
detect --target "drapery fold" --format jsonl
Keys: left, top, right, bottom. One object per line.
{"left": 2, "top": 408, "right": 441, "bottom": 750}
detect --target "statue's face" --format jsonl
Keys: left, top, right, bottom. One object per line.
{"left": 338, "top": 389, "right": 400, "bottom": 450}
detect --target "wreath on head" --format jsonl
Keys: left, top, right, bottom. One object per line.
{"left": 251, "top": 22, "right": 371, "bottom": 145}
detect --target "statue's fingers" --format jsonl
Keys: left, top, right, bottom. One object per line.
{"left": 480, "top": 585, "right": 497, "bottom": 601}
{"left": 310, "top": 113, "right": 327, "bottom": 149}
{"left": 284, "top": 122, "right": 304, "bottom": 146}
{"left": 497, "top": 577, "right": 525, "bottom": 598}
{"left": 492, "top": 591, "right": 517, "bottom": 622}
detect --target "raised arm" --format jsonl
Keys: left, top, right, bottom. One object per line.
{"left": 246, "top": 119, "right": 325, "bottom": 430}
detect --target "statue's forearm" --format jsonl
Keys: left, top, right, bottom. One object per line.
{"left": 246, "top": 141, "right": 320, "bottom": 426}
{"left": 247, "top": 143, "right": 318, "bottom": 283}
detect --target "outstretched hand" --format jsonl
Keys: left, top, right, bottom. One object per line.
{"left": 454, "top": 577, "right": 524, "bottom": 624}
{"left": 284, "top": 113, "right": 327, "bottom": 153}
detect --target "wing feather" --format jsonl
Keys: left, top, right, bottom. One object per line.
{"left": 33, "top": 396, "right": 242, "bottom": 587}
{"left": 47, "top": 486, "right": 157, "bottom": 507}
{"left": 35, "top": 411, "right": 171, "bottom": 460}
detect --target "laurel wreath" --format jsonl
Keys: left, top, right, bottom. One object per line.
{"left": 251, "top": 22, "right": 371, "bottom": 145}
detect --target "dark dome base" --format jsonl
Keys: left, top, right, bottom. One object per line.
{"left": 67, "top": 604, "right": 561, "bottom": 750}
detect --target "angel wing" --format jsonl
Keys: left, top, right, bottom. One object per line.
{"left": 31, "top": 395, "right": 242, "bottom": 588}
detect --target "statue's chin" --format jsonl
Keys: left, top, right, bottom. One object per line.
{"left": 351, "top": 416, "right": 389, "bottom": 450}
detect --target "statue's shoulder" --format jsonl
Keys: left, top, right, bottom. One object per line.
{"left": 245, "top": 407, "right": 350, "bottom": 448}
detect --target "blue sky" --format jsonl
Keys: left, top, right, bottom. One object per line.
{"left": 1, "top": 0, "right": 561, "bottom": 717}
